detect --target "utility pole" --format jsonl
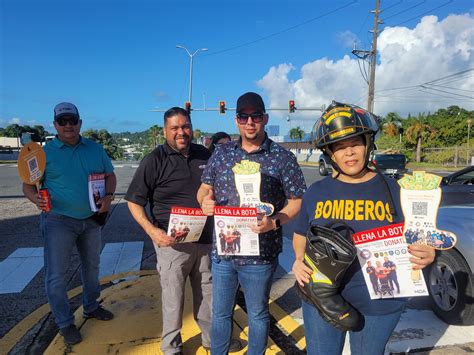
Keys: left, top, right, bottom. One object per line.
{"left": 367, "top": 0, "right": 381, "bottom": 112}
{"left": 352, "top": 0, "right": 382, "bottom": 112}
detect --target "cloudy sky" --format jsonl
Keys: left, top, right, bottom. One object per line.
{"left": 1, "top": 1, "right": 473, "bottom": 134}
{"left": 258, "top": 13, "right": 474, "bottom": 132}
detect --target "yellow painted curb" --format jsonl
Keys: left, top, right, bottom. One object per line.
{"left": 0, "top": 270, "right": 156, "bottom": 354}
{"left": 1, "top": 269, "right": 300, "bottom": 354}
{"left": 269, "top": 299, "right": 306, "bottom": 350}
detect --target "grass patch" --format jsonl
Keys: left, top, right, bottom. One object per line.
{"left": 407, "top": 162, "right": 465, "bottom": 172}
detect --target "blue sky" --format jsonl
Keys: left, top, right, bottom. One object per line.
{"left": 1, "top": 0, "right": 473, "bottom": 135}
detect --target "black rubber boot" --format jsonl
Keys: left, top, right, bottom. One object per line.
{"left": 295, "top": 224, "right": 364, "bottom": 331}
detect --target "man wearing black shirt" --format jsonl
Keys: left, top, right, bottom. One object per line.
{"left": 125, "top": 107, "right": 213, "bottom": 354}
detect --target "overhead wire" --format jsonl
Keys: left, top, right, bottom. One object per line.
{"left": 392, "top": 0, "right": 453, "bottom": 26}
{"left": 201, "top": 0, "right": 357, "bottom": 57}
{"left": 381, "top": 0, "right": 426, "bottom": 21}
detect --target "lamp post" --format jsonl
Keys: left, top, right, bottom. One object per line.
{"left": 467, "top": 118, "right": 472, "bottom": 166}
{"left": 176, "top": 45, "right": 208, "bottom": 105}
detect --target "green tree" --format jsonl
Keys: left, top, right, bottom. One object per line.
{"left": 82, "top": 129, "right": 123, "bottom": 160}
{"left": 382, "top": 112, "right": 402, "bottom": 137}
{"left": 148, "top": 125, "right": 163, "bottom": 148}
{"left": 4, "top": 124, "right": 23, "bottom": 138}
{"left": 289, "top": 126, "right": 305, "bottom": 151}
{"left": 193, "top": 129, "right": 202, "bottom": 142}
{"left": 405, "top": 113, "right": 436, "bottom": 162}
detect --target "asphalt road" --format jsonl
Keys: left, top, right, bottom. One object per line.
{"left": 1, "top": 162, "right": 472, "bottom": 354}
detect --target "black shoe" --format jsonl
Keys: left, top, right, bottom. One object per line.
{"left": 60, "top": 325, "right": 82, "bottom": 345}
{"left": 203, "top": 339, "right": 242, "bottom": 352}
{"left": 83, "top": 306, "right": 114, "bottom": 321}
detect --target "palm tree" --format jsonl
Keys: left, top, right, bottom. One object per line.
{"left": 289, "top": 126, "right": 305, "bottom": 152}
{"left": 405, "top": 113, "right": 436, "bottom": 162}
{"left": 382, "top": 112, "right": 402, "bottom": 138}
{"left": 148, "top": 125, "right": 163, "bottom": 148}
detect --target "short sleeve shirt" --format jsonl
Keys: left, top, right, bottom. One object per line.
{"left": 295, "top": 174, "right": 406, "bottom": 315}
{"left": 125, "top": 142, "right": 213, "bottom": 244}
{"left": 43, "top": 136, "right": 114, "bottom": 219}
{"left": 201, "top": 135, "right": 306, "bottom": 264}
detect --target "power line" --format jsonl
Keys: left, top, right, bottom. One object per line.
{"left": 201, "top": 1, "right": 357, "bottom": 57}
{"left": 381, "top": 0, "right": 404, "bottom": 13}
{"left": 425, "top": 84, "right": 474, "bottom": 93}
{"left": 375, "top": 68, "right": 474, "bottom": 94}
{"left": 392, "top": 0, "right": 453, "bottom": 26}
{"left": 381, "top": 0, "right": 426, "bottom": 21}
{"left": 420, "top": 85, "right": 474, "bottom": 99}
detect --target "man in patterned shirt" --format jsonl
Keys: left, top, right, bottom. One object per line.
{"left": 197, "top": 92, "right": 306, "bottom": 354}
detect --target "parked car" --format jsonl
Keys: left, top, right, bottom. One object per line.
{"left": 371, "top": 152, "right": 407, "bottom": 179}
{"left": 428, "top": 204, "right": 474, "bottom": 325}
{"left": 440, "top": 166, "right": 474, "bottom": 206}
{"left": 317, "top": 151, "right": 408, "bottom": 179}
{"left": 318, "top": 152, "right": 333, "bottom": 176}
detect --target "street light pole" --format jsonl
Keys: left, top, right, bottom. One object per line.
{"left": 176, "top": 45, "right": 208, "bottom": 105}
{"left": 467, "top": 118, "right": 472, "bottom": 166}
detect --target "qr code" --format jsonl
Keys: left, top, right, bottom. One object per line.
{"left": 243, "top": 183, "right": 254, "bottom": 194}
{"left": 412, "top": 201, "right": 428, "bottom": 216}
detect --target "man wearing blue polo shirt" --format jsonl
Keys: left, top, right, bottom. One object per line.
{"left": 23, "top": 102, "right": 116, "bottom": 345}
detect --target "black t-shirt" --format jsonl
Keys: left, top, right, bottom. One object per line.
{"left": 125, "top": 142, "right": 213, "bottom": 244}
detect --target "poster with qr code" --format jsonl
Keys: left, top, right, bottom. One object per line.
{"left": 214, "top": 206, "right": 260, "bottom": 256}
{"left": 232, "top": 160, "right": 274, "bottom": 216}
{"left": 353, "top": 223, "right": 429, "bottom": 299}
{"left": 398, "top": 171, "right": 457, "bottom": 250}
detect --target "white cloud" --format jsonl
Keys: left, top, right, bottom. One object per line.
{"left": 9, "top": 118, "right": 21, "bottom": 124}
{"left": 258, "top": 13, "right": 474, "bottom": 128}
{"left": 336, "top": 30, "right": 359, "bottom": 48}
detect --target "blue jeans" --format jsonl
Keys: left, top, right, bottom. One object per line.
{"left": 211, "top": 259, "right": 277, "bottom": 355}
{"left": 41, "top": 212, "right": 102, "bottom": 329}
{"left": 301, "top": 300, "right": 403, "bottom": 355}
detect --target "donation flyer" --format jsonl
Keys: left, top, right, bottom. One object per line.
{"left": 167, "top": 206, "right": 207, "bottom": 243}
{"left": 214, "top": 206, "right": 260, "bottom": 256}
{"left": 353, "top": 223, "right": 428, "bottom": 299}
{"left": 88, "top": 173, "right": 106, "bottom": 212}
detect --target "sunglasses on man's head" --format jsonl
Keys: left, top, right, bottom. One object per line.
{"left": 236, "top": 112, "right": 265, "bottom": 124}
{"left": 56, "top": 116, "right": 79, "bottom": 126}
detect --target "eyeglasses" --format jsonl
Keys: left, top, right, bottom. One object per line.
{"left": 56, "top": 117, "right": 79, "bottom": 126}
{"left": 236, "top": 112, "right": 265, "bottom": 125}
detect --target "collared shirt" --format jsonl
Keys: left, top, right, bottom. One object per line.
{"left": 201, "top": 135, "right": 306, "bottom": 264}
{"left": 125, "top": 142, "right": 213, "bottom": 244}
{"left": 43, "top": 136, "right": 114, "bottom": 219}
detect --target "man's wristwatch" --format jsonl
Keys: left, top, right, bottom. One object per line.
{"left": 273, "top": 218, "right": 281, "bottom": 231}
{"left": 105, "top": 192, "right": 115, "bottom": 201}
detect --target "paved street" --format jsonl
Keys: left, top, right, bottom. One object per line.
{"left": 0, "top": 162, "right": 473, "bottom": 354}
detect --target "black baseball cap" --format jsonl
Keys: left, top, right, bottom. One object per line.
{"left": 236, "top": 92, "right": 266, "bottom": 113}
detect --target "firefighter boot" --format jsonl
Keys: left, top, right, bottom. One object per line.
{"left": 295, "top": 224, "right": 364, "bottom": 331}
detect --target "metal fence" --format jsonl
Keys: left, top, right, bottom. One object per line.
{"left": 421, "top": 147, "right": 473, "bottom": 167}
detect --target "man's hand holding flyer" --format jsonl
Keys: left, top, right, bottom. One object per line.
{"left": 214, "top": 206, "right": 260, "bottom": 256}
{"left": 167, "top": 207, "right": 207, "bottom": 243}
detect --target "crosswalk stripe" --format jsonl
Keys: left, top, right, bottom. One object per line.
{"left": 0, "top": 248, "right": 44, "bottom": 294}
{"left": 99, "top": 242, "right": 144, "bottom": 283}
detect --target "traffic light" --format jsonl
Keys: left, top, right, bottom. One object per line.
{"left": 289, "top": 100, "right": 296, "bottom": 113}
{"left": 219, "top": 101, "right": 226, "bottom": 114}
{"left": 185, "top": 101, "right": 191, "bottom": 114}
